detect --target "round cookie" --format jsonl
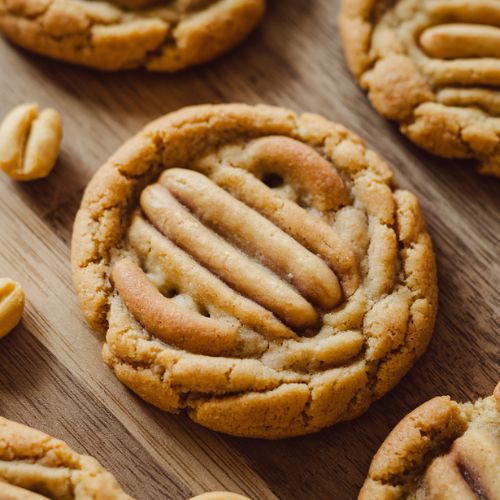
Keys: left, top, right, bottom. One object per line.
{"left": 71, "top": 103, "right": 438, "bottom": 439}
{"left": 0, "top": 0, "right": 265, "bottom": 71}
{"left": 190, "top": 493, "right": 250, "bottom": 500}
{"left": 0, "top": 417, "right": 132, "bottom": 499}
{"left": 360, "top": 382, "right": 500, "bottom": 499}
{"left": 339, "top": 0, "right": 500, "bottom": 176}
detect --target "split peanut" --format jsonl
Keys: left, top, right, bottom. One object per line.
{"left": 0, "top": 102, "right": 62, "bottom": 181}
{"left": 0, "top": 278, "right": 25, "bottom": 338}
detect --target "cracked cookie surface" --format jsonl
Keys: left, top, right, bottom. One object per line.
{"left": 71, "top": 103, "right": 437, "bottom": 439}
{"left": 0, "top": 0, "right": 265, "bottom": 71}
{"left": 359, "top": 382, "right": 500, "bottom": 499}
{"left": 0, "top": 417, "right": 132, "bottom": 499}
{"left": 340, "top": 0, "right": 500, "bottom": 176}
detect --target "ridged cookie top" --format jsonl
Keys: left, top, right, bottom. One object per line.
{"left": 340, "top": 0, "right": 500, "bottom": 176}
{"left": 0, "top": 417, "right": 132, "bottom": 499}
{"left": 71, "top": 104, "right": 437, "bottom": 438}
{"left": 359, "top": 382, "right": 500, "bottom": 500}
{"left": 0, "top": 0, "right": 265, "bottom": 71}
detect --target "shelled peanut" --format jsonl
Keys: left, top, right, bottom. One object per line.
{"left": 0, "top": 103, "right": 62, "bottom": 181}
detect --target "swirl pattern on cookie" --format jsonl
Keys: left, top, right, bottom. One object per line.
{"left": 340, "top": 0, "right": 500, "bottom": 176}
{"left": 0, "top": 417, "right": 132, "bottom": 499}
{"left": 360, "top": 382, "right": 500, "bottom": 499}
{"left": 0, "top": 0, "right": 265, "bottom": 71}
{"left": 71, "top": 104, "right": 437, "bottom": 438}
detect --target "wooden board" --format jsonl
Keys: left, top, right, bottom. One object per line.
{"left": 0, "top": 1, "right": 498, "bottom": 499}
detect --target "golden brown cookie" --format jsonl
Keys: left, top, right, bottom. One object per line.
{"left": 360, "top": 382, "right": 500, "bottom": 499}
{"left": 0, "top": 0, "right": 265, "bottom": 71}
{"left": 0, "top": 417, "right": 132, "bottom": 499}
{"left": 71, "top": 103, "right": 437, "bottom": 438}
{"left": 339, "top": 0, "right": 500, "bottom": 176}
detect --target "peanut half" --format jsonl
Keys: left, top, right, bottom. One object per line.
{"left": 0, "top": 103, "right": 62, "bottom": 181}
{"left": 0, "top": 278, "right": 25, "bottom": 338}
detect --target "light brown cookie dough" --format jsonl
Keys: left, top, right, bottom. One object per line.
{"left": 71, "top": 103, "right": 437, "bottom": 439}
{"left": 0, "top": 0, "right": 265, "bottom": 71}
{"left": 339, "top": 0, "right": 500, "bottom": 176}
{"left": 360, "top": 382, "right": 500, "bottom": 499}
{"left": 0, "top": 417, "right": 132, "bottom": 499}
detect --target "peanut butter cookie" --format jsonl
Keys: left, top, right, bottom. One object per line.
{"left": 360, "top": 382, "right": 500, "bottom": 499}
{"left": 0, "top": 0, "right": 265, "bottom": 71}
{"left": 0, "top": 417, "right": 132, "bottom": 499}
{"left": 340, "top": 0, "right": 500, "bottom": 176}
{"left": 71, "top": 104, "right": 437, "bottom": 438}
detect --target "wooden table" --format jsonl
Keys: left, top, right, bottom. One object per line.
{"left": 0, "top": 1, "right": 498, "bottom": 499}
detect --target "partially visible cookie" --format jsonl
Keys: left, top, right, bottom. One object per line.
{"left": 340, "top": 0, "right": 500, "bottom": 176}
{"left": 71, "top": 103, "right": 437, "bottom": 438}
{"left": 0, "top": 0, "right": 265, "bottom": 71}
{"left": 0, "top": 417, "right": 132, "bottom": 499}
{"left": 359, "top": 382, "right": 500, "bottom": 499}
{"left": 190, "top": 493, "right": 250, "bottom": 500}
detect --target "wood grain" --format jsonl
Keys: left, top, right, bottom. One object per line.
{"left": 0, "top": 1, "right": 498, "bottom": 499}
